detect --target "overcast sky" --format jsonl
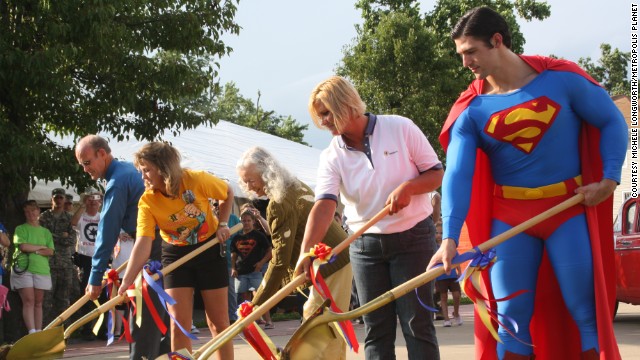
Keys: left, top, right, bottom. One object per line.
{"left": 217, "top": 0, "right": 631, "bottom": 149}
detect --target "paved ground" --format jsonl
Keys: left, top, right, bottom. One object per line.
{"left": 55, "top": 302, "right": 640, "bottom": 359}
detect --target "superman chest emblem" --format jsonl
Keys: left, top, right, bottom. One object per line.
{"left": 484, "top": 96, "right": 561, "bottom": 153}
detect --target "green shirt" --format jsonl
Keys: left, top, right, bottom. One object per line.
{"left": 252, "top": 181, "right": 350, "bottom": 305}
{"left": 13, "top": 224, "right": 54, "bottom": 275}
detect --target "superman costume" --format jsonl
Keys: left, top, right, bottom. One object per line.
{"left": 440, "top": 56, "right": 627, "bottom": 360}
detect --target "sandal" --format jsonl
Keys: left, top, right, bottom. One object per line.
{"left": 264, "top": 323, "right": 274, "bottom": 329}
{"left": 256, "top": 319, "right": 266, "bottom": 325}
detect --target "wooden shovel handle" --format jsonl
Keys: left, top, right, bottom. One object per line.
{"left": 196, "top": 205, "right": 392, "bottom": 360}
{"left": 44, "top": 260, "right": 130, "bottom": 330}
{"left": 63, "top": 223, "right": 242, "bottom": 339}
{"left": 283, "top": 194, "right": 586, "bottom": 349}
{"left": 332, "top": 204, "right": 391, "bottom": 255}
{"left": 192, "top": 274, "right": 306, "bottom": 359}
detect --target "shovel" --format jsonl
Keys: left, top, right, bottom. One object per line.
{"left": 45, "top": 260, "right": 130, "bottom": 330}
{"left": 3, "top": 260, "right": 130, "bottom": 360}
{"left": 6, "top": 223, "right": 242, "bottom": 360}
{"left": 188, "top": 205, "right": 392, "bottom": 360}
{"left": 279, "top": 194, "right": 585, "bottom": 358}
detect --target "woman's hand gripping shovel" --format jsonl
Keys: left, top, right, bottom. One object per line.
{"left": 5, "top": 223, "right": 242, "bottom": 360}
{"left": 4, "top": 260, "right": 130, "bottom": 360}
{"left": 160, "top": 205, "right": 392, "bottom": 360}
{"left": 281, "top": 194, "right": 585, "bottom": 357}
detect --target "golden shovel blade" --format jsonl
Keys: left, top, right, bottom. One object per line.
{"left": 281, "top": 299, "right": 337, "bottom": 360}
{"left": 6, "top": 326, "right": 65, "bottom": 360}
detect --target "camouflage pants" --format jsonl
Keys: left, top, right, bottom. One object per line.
{"left": 43, "top": 266, "right": 77, "bottom": 327}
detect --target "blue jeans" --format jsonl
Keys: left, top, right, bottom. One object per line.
{"left": 350, "top": 217, "right": 440, "bottom": 360}
{"left": 228, "top": 270, "right": 238, "bottom": 322}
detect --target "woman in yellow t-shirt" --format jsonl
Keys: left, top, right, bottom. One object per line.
{"left": 118, "top": 142, "right": 234, "bottom": 359}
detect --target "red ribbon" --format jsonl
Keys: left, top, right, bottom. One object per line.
{"left": 312, "top": 242, "right": 332, "bottom": 261}
{"left": 237, "top": 301, "right": 277, "bottom": 360}
{"left": 120, "top": 309, "right": 134, "bottom": 343}
{"left": 309, "top": 248, "right": 359, "bottom": 353}
{"left": 106, "top": 269, "right": 119, "bottom": 297}
{"left": 141, "top": 277, "right": 168, "bottom": 335}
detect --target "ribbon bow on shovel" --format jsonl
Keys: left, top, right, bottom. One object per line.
{"left": 4, "top": 260, "right": 130, "bottom": 360}
{"left": 279, "top": 194, "right": 585, "bottom": 357}
{"left": 5, "top": 223, "right": 243, "bottom": 360}
{"left": 162, "top": 205, "right": 392, "bottom": 360}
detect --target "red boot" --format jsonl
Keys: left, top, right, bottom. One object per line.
{"left": 581, "top": 349, "right": 599, "bottom": 360}
{"left": 503, "top": 351, "right": 536, "bottom": 360}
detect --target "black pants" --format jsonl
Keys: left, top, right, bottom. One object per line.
{"left": 128, "top": 287, "right": 171, "bottom": 360}
{"left": 129, "top": 233, "right": 171, "bottom": 360}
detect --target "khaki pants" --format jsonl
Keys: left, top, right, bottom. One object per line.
{"left": 291, "top": 264, "right": 353, "bottom": 360}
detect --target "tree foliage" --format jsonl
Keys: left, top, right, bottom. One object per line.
{"left": 0, "top": 0, "right": 240, "bottom": 227}
{"left": 338, "top": 0, "right": 551, "bottom": 159}
{"left": 209, "top": 82, "right": 309, "bottom": 145}
{"left": 579, "top": 44, "right": 630, "bottom": 97}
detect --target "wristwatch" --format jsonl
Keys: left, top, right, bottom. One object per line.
{"left": 219, "top": 222, "right": 228, "bottom": 227}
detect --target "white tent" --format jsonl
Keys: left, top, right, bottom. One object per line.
{"left": 30, "top": 120, "right": 323, "bottom": 202}
{"left": 30, "top": 180, "right": 80, "bottom": 207}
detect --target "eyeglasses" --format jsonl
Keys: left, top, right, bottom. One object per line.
{"left": 79, "top": 151, "right": 100, "bottom": 167}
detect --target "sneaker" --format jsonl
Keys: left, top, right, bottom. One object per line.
{"left": 453, "top": 316, "right": 463, "bottom": 326}
{"left": 443, "top": 319, "right": 452, "bottom": 327}
{"left": 191, "top": 324, "right": 200, "bottom": 334}
{"left": 264, "top": 322, "right": 274, "bottom": 329}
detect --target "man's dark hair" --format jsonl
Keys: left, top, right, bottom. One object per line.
{"left": 451, "top": 6, "right": 512, "bottom": 49}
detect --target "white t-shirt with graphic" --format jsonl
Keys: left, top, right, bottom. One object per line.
{"left": 75, "top": 212, "right": 100, "bottom": 257}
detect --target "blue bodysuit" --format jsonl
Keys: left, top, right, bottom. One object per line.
{"left": 441, "top": 70, "right": 627, "bottom": 358}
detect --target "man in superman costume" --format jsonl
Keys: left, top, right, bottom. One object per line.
{"left": 429, "top": 6, "right": 627, "bottom": 360}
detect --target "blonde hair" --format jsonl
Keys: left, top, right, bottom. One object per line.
{"left": 236, "top": 146, "right": 297, "bottom": 203}
{"left": 133, "top": 142, "right": 183, "bottom": 197}
{"left": 308, "top": 76, "right": 366, "bottom": 133}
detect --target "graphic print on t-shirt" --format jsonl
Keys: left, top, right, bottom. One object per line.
{"left": 165, "top": 190, "right": 209, "bottom": 245}
{"left": 83, "top": 222, "right": 98, "bottom": 243}
{"left": 235, "top": 237, "right": 258, "bottom": 258}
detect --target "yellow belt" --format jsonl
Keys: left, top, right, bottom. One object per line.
{"left": 495, "top": 175, "right": 582, "bottom": 200}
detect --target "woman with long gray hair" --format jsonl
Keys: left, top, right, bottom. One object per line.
{"left": 236, "top": 146, "right": 352, "bottom": 360}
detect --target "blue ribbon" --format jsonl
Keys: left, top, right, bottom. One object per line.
{"left": 416, "top": 247, "right": 497, "bottom": 313}
{"left": 456, "top": 247, "right": 496, "bottom": 283}
{"left": 142, "top": 262, "right": 197, "bottom": 340}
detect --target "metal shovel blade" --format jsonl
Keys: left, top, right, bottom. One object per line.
{"left": 6, "top": 326, "right": 65, "bottom": 360}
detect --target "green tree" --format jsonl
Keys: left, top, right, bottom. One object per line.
{"left": 579, "top": 44, "right": 630, "bottom": 97}
{"left": 210, "top": 82, "right": 309, "bottom": 145}
{"left": 0, "top": 0, "right": 240, "bottom": 228}
{"left": 338, "top": 0, "right": 550, "bottom": 159}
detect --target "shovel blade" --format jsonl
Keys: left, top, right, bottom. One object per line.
{"left": 6, "top": 326, "right": 65, "bottom": 359}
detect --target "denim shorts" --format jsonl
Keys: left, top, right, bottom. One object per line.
{"left": 234, "top": 271, "right": 263, "bottom": 293}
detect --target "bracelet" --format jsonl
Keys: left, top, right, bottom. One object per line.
{"left": 219, "top": 222, "right": 228, "bottom": 227}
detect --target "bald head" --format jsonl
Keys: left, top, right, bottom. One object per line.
{"left": 75, "top": 135, "right": 113, "bottom": 180}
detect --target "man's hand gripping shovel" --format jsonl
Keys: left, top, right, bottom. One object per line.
{"left": 281, "top": 194, "right": 585, "bottom": 357}
{"left": 162, "top": 205, "right": 392, "bottom": 360}
{"left": 4, "top": 260, "right": 130, "bottom": 360}
{"left": 5, "top": 223, "right": 242, "bottom": 360}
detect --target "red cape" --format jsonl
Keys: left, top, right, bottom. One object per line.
{"left": 439, "top": 55, "right": 620, "bottom": 360}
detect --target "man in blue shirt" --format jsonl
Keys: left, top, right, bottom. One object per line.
{"left": 75, "top": 135, "right": 169, "bottom": 359}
